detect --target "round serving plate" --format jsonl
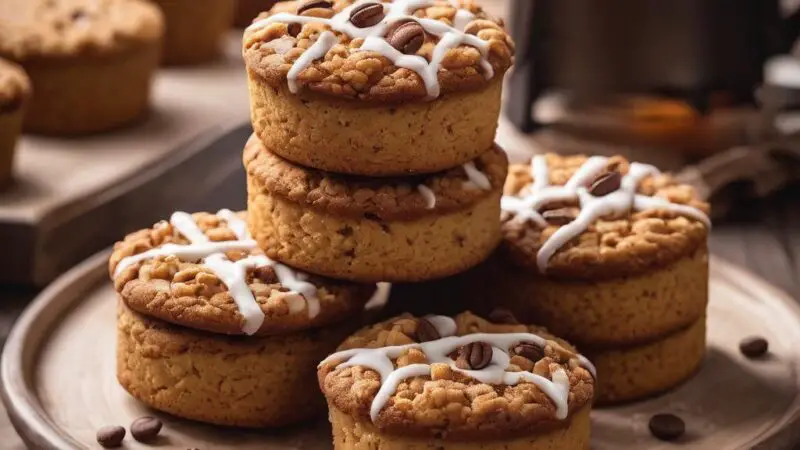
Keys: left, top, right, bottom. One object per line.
{"left": 2, "top": 251, "right": 800, "bottom": 449}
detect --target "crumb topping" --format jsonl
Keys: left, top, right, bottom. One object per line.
{"left": 244, "top": 135, "right": 508, "bottom": 221}
{"left": 318, "top": 312, "right": 594, "bottom": 439}
{"left": 243, "top": 0, "right": 514, "bottom": 102}
{"left": 501, "top": 154, "right": 710, "bottom": 280}
{"left": 110, "top": 211, "right": 374, "bottom": 336}
{"left": 0, "top": 0, "right": 163, "bottom": 60}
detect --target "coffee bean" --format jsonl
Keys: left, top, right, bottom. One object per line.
{"left": 297, "top": 0, "right": 333, "bottom": 15}
{"left": 386, "top": 21, "right": 425, "bottom": 54}
{"left": 512, "top": 342, "right": 545, "bottom": 362}
{"left": 96, "top": 425, "right": 125, "bottom": 448}
{"left": 542, "top": 208, "right": 576, "bottom": 225}
{"left": 488, "top": 308, "right": 518, "bottom": 324}
{"left": 349, "top": 2, "right": 385, "bottom": 28}
{"left": 288, "top": 22, "right": 302, "bottom": 37}
{"left": 456, "top": 342, "right": 493, "bottom": 370}
{"left": 739, "top": 336, "right": 769, "bottom": 358}
{"left": 648, "top": 413, "right": 685, "bottom": 441}
{"left": 415, "top": 318, "right": 440, "bottom": 342}
{"left": 589, "top": 171, "right": 622, "bottom": 197}
{"left": 130, "top": 416, "right": 162, "bottom": 443}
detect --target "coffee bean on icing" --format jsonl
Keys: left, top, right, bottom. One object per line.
{"left": 542, "top": 208, "right": 577, "bottom": 225}
{"left": 456, "top": 342, "right": 493, "bottom": 370}
{"left": 415, "top": 318, "right": 440, "bottom": 342}
{"left": 512, "top": 342, "right": 545, "bottom": 362}
{"left": 488, "top": 308, "right": 518, "bottom": 324}
{"left": 96, "top": 425, "right": 125, "bottom": 448}
{"left": 297, "top": 0, "right": 333, "bottom": 15}
{"left": 350, "top": 2, "right": 385, "bottom": 28}
{"left": 648, "top": 413, "right": 685, "bottom": 441}
{"left": 387, "top": 21, "right": 425, "bottom": 54}
{"left": 130, "top": 416, "right": 162, "bottom": 443}
{"left": 739, "top": 336, "right": 769, "bottom": 358}
{"left": 589, "top": 170, "right": 622, "bottom": 197}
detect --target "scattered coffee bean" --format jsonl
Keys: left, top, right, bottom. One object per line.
{"left": 542, "top": 208, "right": 576, "bottom": 225}
{"left": 488, "top": 308, "right": 518, "bottom": 324}
{"left": 96, "top": 425, "right": 125, "bottom": 448}
{"left": 297, "top": 0, "right": 333, "bottom": 15}
{"left": 456, "top": 341, "right": 493, "bottom": 370}
{"left": 512, "top": 342, "right": 545, "bottom": 362}
{"left": 387, "top": 21, "right": 425, "bottom": 54}
{"left": 415, "top": 318, "right": 440, "bottom": 342}
{"left": 589, "top": 170, "right": 622, "bottom": 197}
{"left": 350, "top": 2, "right": 385, "bottom": 28}
{"left": 287, "top": 22, "right": 302, "bottom": 37}
{"left": 130, "top": 416, "right": 162, "bottom": 443}
{"left": 648, "top": 413, "right": 685, "bottom": 441}
{"left": 739, "top": 336, "right": 769, "bottom": 359}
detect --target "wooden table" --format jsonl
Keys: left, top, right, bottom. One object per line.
{"left": 3, "top": 0, "right": 800, "bottom": 447}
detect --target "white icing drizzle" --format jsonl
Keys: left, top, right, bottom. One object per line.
{"left": 321, "top": 315, "right": 596, "bottom": 422}
{"left": 247, "top": 0, "right": 495, "bottom": 99}
{"left": 114, "top": 211, "right": 322, "bottom": 334}
{"left": 365, "top": 282, "right": 393, "bottom": 310}
{"left": 462, "top": 161, "right": 492, "bottom": 190}
{"left": 501, "top": 155, "right": 711, "bottom": 272}
{"left": 417, "top": 184, "right": 436, "bottom": 209}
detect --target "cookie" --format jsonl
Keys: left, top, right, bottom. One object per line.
{"left": 244, "top": 135, "right": 508, "bottom": 282}
{"left": 151, "top": 0, "right": 235, "bottom": 65}
{"left": 109, "top": 209, "right": 375, "bottom": 336}
{"left": 496, "top": 153, "right": 710, "bottom": 403}
{"left": 117, "top": 302, "right": 357, "bottom": 427}
{"left": 0, "top": 58, "right": 29, "bottom": 187}
{"left": 0, "top": 0, "right": 163, "bottom": 135}
{"left": 318, "top": 312, "right": 595, "bottom": 449}
{"left": 243, "top": 0, "right": 514, "bottom": 176}
{"left": 585, "top": 316, "right": 706, "bottom": 405}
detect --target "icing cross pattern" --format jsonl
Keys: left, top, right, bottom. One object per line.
{"left": 113, "top": 210, "right": 320, "bottom": 335}
{"left": 321, "top": 315, "right": 597, "bottom": 422}
{"left": 247, "top": 0, "right": 494, "bottom": 98}
{"left": 501, "top": 155, "right": 711, "bottom": 272}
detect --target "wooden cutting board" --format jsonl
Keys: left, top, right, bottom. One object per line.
{"left": 2, "top": 251, "right": 800, "bottom": 449}
{"left": 0, "top": 33, "right": 251, "bottom": 287}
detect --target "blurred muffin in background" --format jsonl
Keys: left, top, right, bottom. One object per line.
{"left": 0, "top": 0, "right": 163, "bottom": 136}
{"left": 151, "top": 0, "right": 235, "bottom": 64}
{"left": 0, "top": 58, "right": 29, "bottom": 187}
{"left": 0, "top": 0, "right": 163, "bottom": 135}
{"left": 234, "top": 0, "right": 278, "bottom": 27}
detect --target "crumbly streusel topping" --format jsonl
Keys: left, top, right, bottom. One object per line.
{"left": 110, "top": 211, "right": 373, "bottom": 336}
{"left": 502, "top": 154, "right": 710, "bottom": 280}
{"left": 0, "top": 0, "right": 163, "bottom": 60}
{"left": 318, "top": 312, "right": 594, "bottom": 439}
{"left": 243, "top": 0, "right": 514, "bottom": 102}
{"left": 245, "top": 135, "right": 508, "bottom": 221}
{"left": 0, "top": 58, "right": 29, "bottom": 109}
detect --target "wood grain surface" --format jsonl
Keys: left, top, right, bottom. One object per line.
{"left": 3, "top": 250, "right": 800, "bottom": 449}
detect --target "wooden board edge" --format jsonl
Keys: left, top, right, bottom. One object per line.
{"left": 1, "top": 249, "right": 111, "bottom": 449}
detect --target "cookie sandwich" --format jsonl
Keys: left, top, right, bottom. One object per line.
{"left": 110, "top": 210, "right": 376, "bottom": 426}
{"left": 497, "top": 153, "right": 710, "bottom": 404}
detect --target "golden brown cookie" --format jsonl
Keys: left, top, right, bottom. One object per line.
{"left": 318, "top": 312, "right": 595, "bottom": 449}
{"left": 244, "top": 135, "right": 508, "bottom": 282}
{"left": 0, "top": 58, "right": 29, "bottom": 187}
{"left": 0, "top": 0, "right": 163, "bottom": 135}
{"left": 243, "top": 0, "right": 514, "bottom": 176}
{"left": 495, "top": 153, "right": 710, "bottom": 403}
{"left": 151, "top": 0, "right": 235, "bottom": 65}
{"left": 586, "top": 316, "right": 706, "bottom": 405}
{"left": 109, "top": 209, "right": 375, "bottom": 336}
{"left": 117, "top": 302, "right": 357, "bottom": 427}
